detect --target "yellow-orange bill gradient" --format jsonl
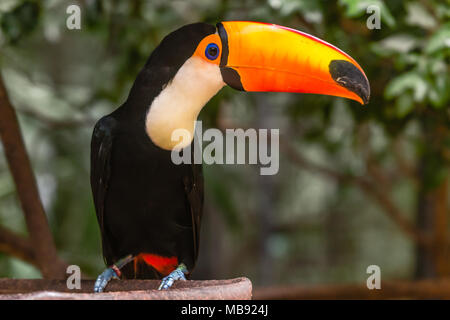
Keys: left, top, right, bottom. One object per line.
{"left": 218, "top": 21, "right": 370, "bottom": 105}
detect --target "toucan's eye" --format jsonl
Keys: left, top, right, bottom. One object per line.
{"left": 205, "top": 43, "right": 219, "bottom": 60}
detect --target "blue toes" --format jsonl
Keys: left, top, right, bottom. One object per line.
{"left": 158, "top": 267, "right": 187, "bottom": 290}
{"left": 94, "top": 267, "right": 119, "bottom": 293}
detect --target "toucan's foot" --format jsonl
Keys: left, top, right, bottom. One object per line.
{"left": 94, "top": 267, "right": 120, "bottom": 293}
{"left": 158, "top": 263, "right": 188, "bottom": 290}
{"left": 94, "top": 255, "right": 134, "bottom": 293}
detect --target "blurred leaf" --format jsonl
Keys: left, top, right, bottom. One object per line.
{"left": 428, "top": 74, "right": 450, "bottom": 108}
{"left": 385, "top": 72, "right": 428, "bottom": 102}
{"left": 268, "top": 0, "right": 323, "bottom": 22}
{"left": 0, "top": 1, "right": 39, "bottom": 44}
{"left": 84, "top": 0, "right": 105, "bottom": 30}
{"left": 405, "top": 2, "right": 437, "bottom": 31}
{"left": 395, "top": 93, "right": 414, "bottom": 118}
{"left": 425, "top": 22, "right": 450, "bottom": 54}
{"left": 435, "top": 3, "right": 450, "bottom": 20}
{"left": 372, "top": 34, "right": 419, "bottom": 55}
{"left": 339, "top": 0, "right": 395, "bottom": 28}
{"left": 0, "top": 0, "right": 21, "bottom": 12}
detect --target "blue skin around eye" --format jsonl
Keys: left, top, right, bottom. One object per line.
{"left": 205, "top": 43, "right": 219, "bottom": 60}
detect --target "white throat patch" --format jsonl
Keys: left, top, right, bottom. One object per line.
{"left": 145, "top": 56, "right": 225, "bottom": 150}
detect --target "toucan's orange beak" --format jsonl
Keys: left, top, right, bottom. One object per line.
{"left": 217, "top": 21, "right": 370, "bottom": 105}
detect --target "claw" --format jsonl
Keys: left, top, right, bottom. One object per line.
{"left": 94, "top": 267, "right": 120, "bottom": 293}
{"left": 158, "top": 264, "right": 187, "bottom": 290}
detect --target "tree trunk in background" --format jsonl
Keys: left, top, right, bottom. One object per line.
{"left": 415, "top": 162, "right": 436, "bottom": 278}
{"left": 415, "top": 121, "right": 449, "bottom": 279}
{"left": 433, "top": 178, "right": 449, "bottom": 277}
{"left": 415, "top": 177, "right": 449, "bottom": 279}
{"left": 256, "top": 94, "right": 276, "bottom": 285}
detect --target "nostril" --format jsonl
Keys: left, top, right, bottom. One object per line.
{"left": 329, "top": 60, "right": 370, "bottom": 105}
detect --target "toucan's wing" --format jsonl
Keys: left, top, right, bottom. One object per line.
{"left": 184, "top": 146, "right": 204, "bottom": 268}
{"left": 90, "top": 115, "right": 118, "bottom": 263}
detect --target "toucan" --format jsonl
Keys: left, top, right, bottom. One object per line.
{"left": 91, "top": 21, "right": 370, "bottom": 292}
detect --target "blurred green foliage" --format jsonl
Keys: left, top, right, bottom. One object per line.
{"left": 0, "top": 0, "right": 449, "bottom": 285}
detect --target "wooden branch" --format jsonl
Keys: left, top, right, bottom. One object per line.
{"left": 253, "top": 279, "right": 450, "bottom": 299}
{"left": 16, "top": 107, "right": 95, "bottom": 129}
{"left": 280, "top": 139, "right": 431, "bottom": 247}
{"left": 280, "top": 139, "right": 351, "bottom": 182}
{"left": 0, "top": 73, "right": 67, "bottom": 278}
{"left": 393, "top": 138, "right": 417, "bottom": 182}
{"left": 361, "top": 178, "right": 431, "bottom": 247}
{"left": 0, "top": 226, "right": 37, "bottom": 267}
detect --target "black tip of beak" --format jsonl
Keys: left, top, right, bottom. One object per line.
{"left": 329, "top": 60, "right": 370, "bottom": 105}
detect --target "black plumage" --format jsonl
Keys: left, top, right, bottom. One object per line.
{"left": 90, "top": 23, "right": 213, "bottom": 279}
